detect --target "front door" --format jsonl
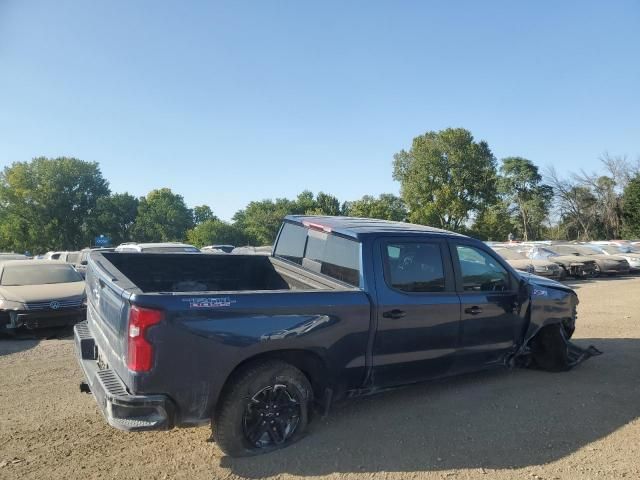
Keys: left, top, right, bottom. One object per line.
{"left": 450, "top": 241, "right": 527, "bottom": 369}
{"left": 371, "top": 238, "right": 461, "bottom": 387}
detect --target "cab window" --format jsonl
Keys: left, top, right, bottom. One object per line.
{"left": 384, "top": 242, "right": 446, "bottom": 293}
{"left": 455, "top": 245, "right": 510, "bottom": 292}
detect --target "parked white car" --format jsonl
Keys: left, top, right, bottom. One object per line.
{"left": 587, "top": 244, "right": 640, "bottom": 271}
{"left": 42, "top": 251, "right": 81, "bottom": 263}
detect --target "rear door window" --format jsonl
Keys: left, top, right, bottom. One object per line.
{"left": 383, "top": 242, "right": 446, "bottom": 292}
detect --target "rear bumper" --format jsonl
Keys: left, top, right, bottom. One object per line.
{"left": 74, "top": 321, "right": 175, "bottom": 431}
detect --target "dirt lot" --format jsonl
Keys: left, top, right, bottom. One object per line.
{"left": 1, "top": 277, "right": 639, "bottom": 480}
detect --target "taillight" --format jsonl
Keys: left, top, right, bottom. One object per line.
{"left": 127, "top": 306, "right": 163, "bottom": 372}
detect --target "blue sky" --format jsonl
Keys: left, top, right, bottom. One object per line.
{"left": 1, "top": 1, "right": 638, "bottom": 220}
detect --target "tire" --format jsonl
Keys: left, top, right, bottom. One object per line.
{"left": 558, "top": 267, "right": 568, "bottom": 281}
{"left": 530, "top": 324, "right": 569, "bottom": 372}
{"left": 213, "top": 360, "right": 312, "bottom": 457}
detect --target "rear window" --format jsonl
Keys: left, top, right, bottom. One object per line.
{"left": 275, "top": 222, "right": 361, "bottom": 286}
{"left": 274, "top": 223, "right": 307, "bottom": 264}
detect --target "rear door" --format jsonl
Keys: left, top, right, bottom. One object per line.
{"left": 450, "top": 241, "right": 527, "bottom": 368}
{"left": 371, "top": 237, "right": 461, "bottom": 387}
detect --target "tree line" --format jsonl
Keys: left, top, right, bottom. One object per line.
{"left": 1, "top": 128, "right": 639, "bottom": 253}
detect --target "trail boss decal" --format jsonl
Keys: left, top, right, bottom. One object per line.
{"left": 182, "top": 297, "right": 237, "bottom": 308}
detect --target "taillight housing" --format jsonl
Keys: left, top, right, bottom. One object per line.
{"left": 127, "top": 306, "right": 163, "bottom": 372}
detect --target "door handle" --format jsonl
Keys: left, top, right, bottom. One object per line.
{"left": 383, "top": 309, "right": 406, "bottom": 319}
{"left": 464, "top": 306, "right": 483, "bottom": 315}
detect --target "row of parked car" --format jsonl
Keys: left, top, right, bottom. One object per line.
{"left": 488, "top": 240, "right": 640, "bottom": 279}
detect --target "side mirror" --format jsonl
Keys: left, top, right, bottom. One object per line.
{"left": 81, "top": 260, "right": 88, "bottom": 266}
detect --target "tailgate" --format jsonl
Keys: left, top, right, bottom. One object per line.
{"left": 85, "top": 254, "right": 139, "bottom": 386}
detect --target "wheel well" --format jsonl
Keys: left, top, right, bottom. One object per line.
{"left": 216, "top": 350, "right": 329, "bottom": 414}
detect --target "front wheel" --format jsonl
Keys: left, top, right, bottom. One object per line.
{"left": 213, "top": 360, "right": 312, "bottom": 457}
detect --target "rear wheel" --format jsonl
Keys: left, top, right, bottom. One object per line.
{"left": 213, "top": 360, "right": 312, "bottom": 457}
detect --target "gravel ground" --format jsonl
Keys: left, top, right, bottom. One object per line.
{"left": 1, "top": 277, "right": 639, "bottom": 480}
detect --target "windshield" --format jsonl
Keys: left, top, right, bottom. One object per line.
{"left": 494, "top": 249, "right": 526, "bottom": 260}
{"left": 572, "top": 245, "right": 602, "bottom": 256}
{"left": 67, "top": 253, "right": 80, "bottom": 263}
{"left": 550, "top": 245, "right": 594, "bottom": 256}
{"left": 525, "top": 247, "right": 557, "bottom": 259}
{"left": 600, "top": 245, "right": 634, "bottom": 254}
{"left": 1, "top": 264, "right": 83, "bottom": 286}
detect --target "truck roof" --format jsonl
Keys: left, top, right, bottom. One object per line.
{"left": 284, "top": 215, "right": 466, "bottom": 240}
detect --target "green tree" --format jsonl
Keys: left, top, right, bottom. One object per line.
{"left": 470, "top": 202, "right": 517, "bottom": 241}
{"left": 393, "top": 128, "right": 497, "bottom": 230}
{"left": 573, "top": 173, "right": 623, "bottom": 239}
{"left": 0, "top": 157, "right": 109, "bottom": 252}
{"left": 548, "top": 168, "right": 599, "bottom": 240}
{"left": 295, "top": 191, "right": 317, "bottom": 214}
{"left": 233, "top": 191, "right": 343, "bottom": 245}
{"left": 343, "top": 194, "right": 407, "bottom": 221}
{"left": 89, "top": 193, "right": 139, "bottom": 245}
{"left": 233, "top": 198, "right": 300, "bottom": 245}
{"left": 187, "top": 219, "right": 248, "bottom": 247}
{"left": 132, "top": 188, "right": 193, "bottom": 242}
{"left": 311, "top": 192, "right": 342, "bottom": 216}
{"left": 292, "top": 190, "right": 341, "bottom": 215}
{"left": 193, "top": 205, "right": 216, "bottom": 225}
{"left": 498, "top": 157, "right": 553, "bottom": 241}
{"left": 622, "top": 175, "right": 640, "bottom": 238}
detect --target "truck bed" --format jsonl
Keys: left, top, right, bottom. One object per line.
{"left": 100, "top": 252, "right": 349, "bottom": 293}
{"left": 81, "top": 251, "right": 371, "bottom": 428}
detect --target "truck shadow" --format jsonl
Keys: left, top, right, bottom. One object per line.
{"left": 221, "top": 337, "right": 639, "bottom": 477}
{"left": 0, "top": 325, "right": 74, "bottom": 356}
{"left": 564, "top": 274, "right": 639, "bottom": 289}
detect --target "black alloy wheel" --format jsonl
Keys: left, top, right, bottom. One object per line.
{"left": 242, "top": 384, "right": 302, "bottom": 448}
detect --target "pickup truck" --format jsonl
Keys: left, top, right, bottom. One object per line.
{"left": 75, "top": 215, "right": 597, "bottom": 457}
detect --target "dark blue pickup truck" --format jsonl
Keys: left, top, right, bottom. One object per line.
{"left": 75, "top": 215, "right": 594, "bottom": 456}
